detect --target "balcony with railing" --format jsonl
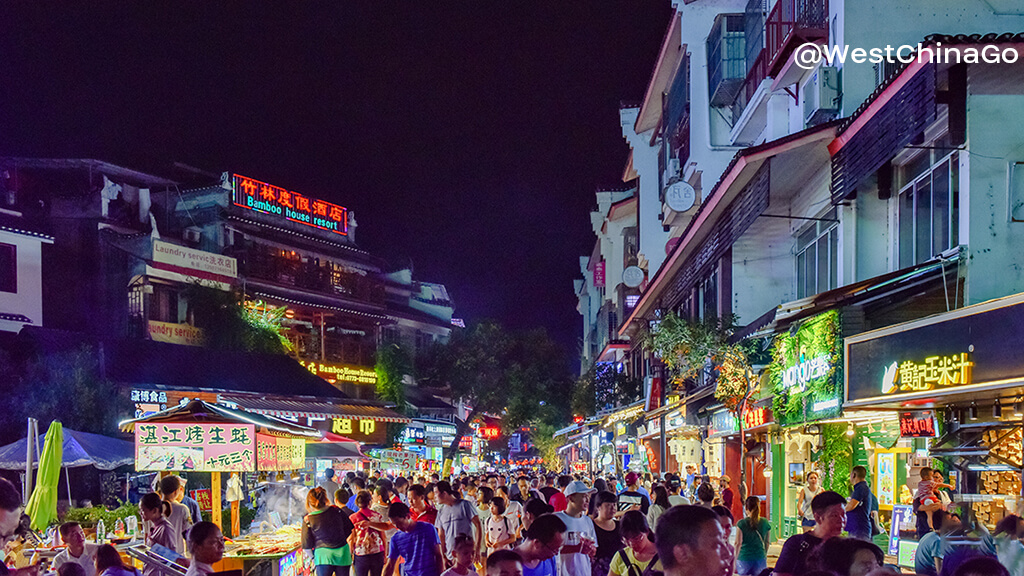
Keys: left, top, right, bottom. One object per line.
{"left": 243, "top": 247, "right": 386, "bottom": 305}
{"left": 707, "top": 13, "right": 747, "bottom": 108}
{"left": 766, "top": 0, "right": 829, "bottom": 76}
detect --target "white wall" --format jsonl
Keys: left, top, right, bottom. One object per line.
{"left": 0, "top": 231, "right": 47, "bottom": 332}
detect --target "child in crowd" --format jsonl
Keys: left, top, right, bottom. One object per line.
{"left": 916, "top": 467, "right": 954, "bottom": 527}
{"left": 441, "top": 535, "right": 479, "bottom": 576}
{"left": 486, "top": 497, "right": 517, "bottom": 556}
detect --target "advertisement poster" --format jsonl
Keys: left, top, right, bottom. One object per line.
{"left": 877, "top": 452, "right": 896, "bottom": 510}
{"left": 190, "top": 489, "right": 213, "bottom": 512}
{"left": 889, "top": 504, "right": 916, "bottom": 555}
{"left": 375, "top": 449, "right": 418, "bottom": 473}
{"left": 136, "top": 423, "right": 255, "bottom": 472}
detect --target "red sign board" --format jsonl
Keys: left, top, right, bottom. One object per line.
{"left": 593, "top": 261, "right": 606, "bottom": 287}
{"left": 190, "top": 489, "right": 212, "bottom": 512}
{"left": 899, "top": 411, "right": 937, "bottom": 437}
{"left": 232, "top": 174, "right": 348, "bottom": 235}
{"left": 479, "top": 427, "right": 500, "bottom": 439}
{"left": 743, "top": 407, "right": 769, "bottom": 429}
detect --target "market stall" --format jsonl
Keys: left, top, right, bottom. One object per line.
{"left": 120, "top": 400, "right": 323, "bottom": 576}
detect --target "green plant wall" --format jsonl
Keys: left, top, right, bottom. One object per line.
{"left": 818, "top": 423, "right": 853, "bottom": 495}
{"left": 769, "top": 310, "right": 843, "bottom": 426}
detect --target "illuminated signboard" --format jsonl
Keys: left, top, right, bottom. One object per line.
{"left": 847, "top": 296, "right": 1024, "bottom": 404}
{"left": 279, "top": 547, "right": 315, "bottom": 576}
{"left": 881, "top": 353, "right": 972, "bottom": 394}
{"left": 190, "top": 489, "right": 213, "bottom": 512}
{"left": 323, "top": 417, "right": 388, "bottom": 445}
{"left": 479, "top": 426, "right": 500, "bottom": 439}
{"left": 899, "top": 411, "right": 937, "bottom": 438}
{"left": 232, "top": 174, "right": 348, "bottom": 236}
{"left": 256, "top": 434, "right": 306, "bottom": 471}
{"left": 770, "top": 310, "right": 842, "bottom": 426}
{"left": 876, "top": 451, "right": 896, "bottom": 510}
{"left": 136, "top": 423, "right": 255, "bottom": 472}
{"left": 298, "top": 360, "right": 377, "bottom": 385}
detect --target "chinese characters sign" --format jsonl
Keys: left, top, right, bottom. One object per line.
{"left": 153, "top": 240, "right": 237, "bottom": 279}
{"left": 232, "top": 174, "right": 348, "bottom": 236}
{"left": 881, "top": 353, "right": 972, "bottom": 394}
{"left": 135, "top": 423, "right": 255, "bottom": 472}
{"left": 899, "top": 411, "right": 937, "bottom": 437}
{"left": 325, "top": 417, "right": 387, "bottom": 444}
{"left": 593, "top": 261, "right": 605, "bottom": 288}
{"left": 298, "top": 360, "right": 376, "bottom": 384}
{"left": 190, "top": 489, "right": 213, "bottom": 512}
{"left": 374, "top": 449, "right": 418, "bottom": 473}
{"left": 256, "top": 434, "right": 306, "bottom": 471}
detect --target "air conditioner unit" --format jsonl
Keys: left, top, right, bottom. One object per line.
{"left": 803, "top": 66, "right": 840, "bottom": 126}
{"left": 183, "top": 227, "right": 202, "bottom": 243}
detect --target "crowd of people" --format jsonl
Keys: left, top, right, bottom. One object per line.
{"left": 1, "top": 468, "right": 1022, "bottom": 576}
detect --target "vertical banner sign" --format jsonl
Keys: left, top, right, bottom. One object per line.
{"left": 233, "top": 174, "right": 348, "bottom": 235}
{"left": 135, "top": 424, "right": 255, "bottom": 472}
{"left": 876, "top": 452, "right": 896, "bottom": 510}
{"left": 593, "top": 261, "right": 606, "bottom": 287}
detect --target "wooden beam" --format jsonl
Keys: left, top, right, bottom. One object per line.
{"left": 211, "top": 473, "right": 222, "bottom": 530}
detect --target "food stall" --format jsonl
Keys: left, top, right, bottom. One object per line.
{"left": 121, "top": 400, "right": 323, "bottom": 576}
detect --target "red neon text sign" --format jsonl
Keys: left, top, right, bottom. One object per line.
{"left": 233, "top": 174, "right": 348, "bottom": 236}
{"left": 479, "top": 427, "right": 500, "bottom": 439}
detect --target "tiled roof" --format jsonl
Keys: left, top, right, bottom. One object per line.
{"left": 221, "top": 395, "right": 410, "bottom": 423}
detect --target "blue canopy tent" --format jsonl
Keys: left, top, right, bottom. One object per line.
{"left": 0, "top": 427, "right": 134, "bottom": 471}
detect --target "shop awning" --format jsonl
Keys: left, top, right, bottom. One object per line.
{"left": 306, "top": 441, "right": 365, "bottom": 459}
{"left": 119, "top": 399, "right": 324, "bottom": 439}
{"left": 221, "top": 395, "right": 410, "bottom": 423}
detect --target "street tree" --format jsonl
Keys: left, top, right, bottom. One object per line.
{"left": 646, "top": 312, "right": 760, "bottom": 499}
{"left": 417, "top": 321, "right": 573, "bottom": 467}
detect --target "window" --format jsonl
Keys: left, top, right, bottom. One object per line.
{"left": 0, "top": 243, "right": 15, "bottom": 293}
{"left": 898, "top": 151, "right": 959, "bottom": 268}
{"left": 795, "top": 208, "right": 838, "bottom": 299}
{"left": 698, "top": 270, "right": 718, "bottom": 320}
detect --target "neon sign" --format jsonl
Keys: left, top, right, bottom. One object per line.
{"left": 780, "top": 355, "right": 831, "bottom": 392}
{"left": 232, "top": 174, "right": 348, "bottom": 235}
{"left": 881, "top": 353, "right": 972, "bottom": 394}
{"left": 479, "top": 427, "right": 500, "bottom": 439}
{"left": 299, "top": 360, "right": 376, "bottom": 384}
{"left": 898, "top": 411, "right": 937, "bottom": 437}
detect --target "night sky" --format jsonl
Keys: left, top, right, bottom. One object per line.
{"left": 0, "top": 3, "right": 671, "bottom": 362}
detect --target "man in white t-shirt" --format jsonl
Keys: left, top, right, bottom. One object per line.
{"left": 553, "top": 481, "right": 596, "bottom": 576}
{"left": 51, "top": 522, "right": 99, "bottom": 576}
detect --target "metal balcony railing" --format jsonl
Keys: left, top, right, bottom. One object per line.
{"left": 766, "top": 0, "right": 829, "bottom": 75}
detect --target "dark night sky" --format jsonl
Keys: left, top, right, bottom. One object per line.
{"left": 0, "top": 2, "right": 671, "bottom": 362}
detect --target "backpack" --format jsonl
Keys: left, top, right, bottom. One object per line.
{"left": 616, "top": 549, "right": 663, "bottom": 576}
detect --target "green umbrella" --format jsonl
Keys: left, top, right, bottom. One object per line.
{"left": 25, "top": 421, "right": 63, "bottom": 530}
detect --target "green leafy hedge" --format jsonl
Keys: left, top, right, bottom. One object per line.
{"left": 62, "top": 502, "right": 140, "bottom": 529}
{"left": 818, "top": 423, "right": 853, "bottom": 494}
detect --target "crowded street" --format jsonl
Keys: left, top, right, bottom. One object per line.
{"left": 4, "top": 2, "right": 1024, "bottom": 576}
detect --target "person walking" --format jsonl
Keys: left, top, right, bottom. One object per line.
{"left": 435, "top": 481, "right": 483, "bottom": 567}
{"left": 773, "top": 490, "right": 847, "bottom": 576}
{"left": 302, "top": 487, "right": 356, "bottom": 576}
{"left": 646, "top": 486, "right": 671, "bottom": 531}
{"left": 617, "top": 473, "right": 650, "bottom": 515}
{"left": 485, "top": 498, "right": 517, "bottom": 556}
{"left": 734, "top": 497, "right": 770, "bottom": 576}
{"left": 696, "top": 483, "right": 715, "bottom": 509}
{"left": 845, "top": 466, "right": 873, "bottom": 542}
{"left": 653, "top": 506, "right": 733, "bottom": 576}
{"left": 590, "top": 492, "right": 621, "bottom": 576}
{"left": 717, "top": 477, "right": 734, "bottom": 513}
{"left": 512, "top": 514, "right": 567, "bottom": 576}
{"left": 608, "top": 511, "right": 661, "bottom": 576}
{"left": 383, "top": 503, "right": 443, "bottom": 576}
{"left": 796, "top": 471, "right": 823, "bottom": 533}
{"left": 350, "top": 491, "right": 387, "bottom": 576}
{"left": 555, "top": 481, "right": 598, "bottom": 576}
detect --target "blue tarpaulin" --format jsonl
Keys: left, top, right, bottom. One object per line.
{"left": 0, "top": 427, "right": 134, "bottom": 471}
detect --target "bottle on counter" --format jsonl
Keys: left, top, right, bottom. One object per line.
{"left": 96, "top": 519, "right": 106, "bottom": 543}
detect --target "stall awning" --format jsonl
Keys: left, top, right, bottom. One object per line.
{"left": 221, "top": 395, "right": 410, "bottom": 423}
{"left": 120, "top": 399, "right": 323, "bottom": 439}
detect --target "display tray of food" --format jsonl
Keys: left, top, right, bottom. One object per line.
{"left": 224, "top": 525, "right": 302, "bottom": 558}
